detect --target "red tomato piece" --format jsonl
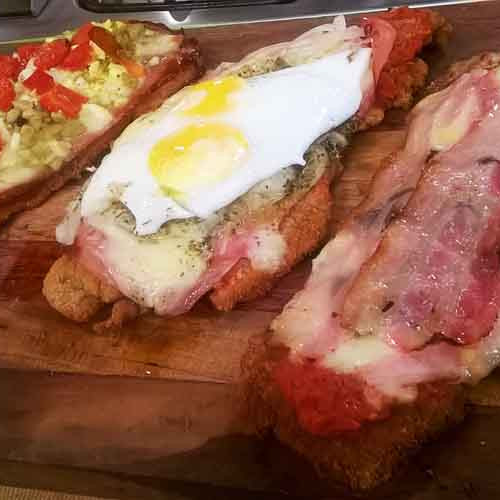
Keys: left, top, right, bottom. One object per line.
{"left": 0, "top": 77, "right": 15, "bottom": 111}
{"left": 88, "top": 26, "right": 121, "bottom": 57}
{"left": 0, "top": 55, "right": 22, "bottom": 80}
{"left": 71, "top": 22, "right": 94, "bottom": 46}
{"left": 17, "top": 43, "right": 42, "bottom": 68}
{"left": 39, "top": 84, "right": 88, "bottom": 118}
{"left": 89, "top": 26, "right": 144, "bottom": 78}
{"left": 34, "top": 39, "right": 69, "bottom": 71}
{"left": 58, "top": 42, "right": 93, "bottom": 71}
{"left": 23, "top": 69, "right": 55, "bottom": 94}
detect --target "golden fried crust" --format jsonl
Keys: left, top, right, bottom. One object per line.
{"left": 93, "top": 299, "right": 140, "bottom": 333}
{"left": 209, "top": 169, "right": 334, "bottom": 311}
{"left": 43, "top": 254, "right": 122, "bottom": 323}
{"left": 241, "top": 334, "right": 465, "bottom": 491}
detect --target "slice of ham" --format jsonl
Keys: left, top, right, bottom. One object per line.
{"left": 163, "top": 230, "right": 252, "bottom": 315}
{"left": 273, "top": 66, "right": 500, "bottom": 434}
{"left": 73, "top": 219, "right": 261, "bottom": 316}
{"left": 343, "top": 69, "right": 500, "bottom": 346}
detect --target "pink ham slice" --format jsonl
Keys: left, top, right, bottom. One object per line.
{"left": 342, "top": 69, "right": 500, "bottom": 346}
{"left": 73, "top": 220, "right": 255, "bottom": 316}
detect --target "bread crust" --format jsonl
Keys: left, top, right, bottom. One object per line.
{"left": 0, "top": 28, "right": 203, "bottom": 223}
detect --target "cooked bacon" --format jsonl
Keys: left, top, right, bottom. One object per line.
{"left": 271, "top": 71, "right": 466, "bottom": 356}
{"left": 343, "top": 69, "right": 500, "bottom": 346}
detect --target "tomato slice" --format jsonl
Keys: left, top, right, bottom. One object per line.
{"left": 58, "top": 42, "right": 92, "bottom": 71}
{"left": 71, "top": 22, "right": 94, "bottom": 46}
{"left": 0, "top": 77, "right": 15, "bottom": 111}
{"left": 0, "top": 55, "right": 22, "bottom": 80}
{"left": 39, "top": 84, "right": 88, "bottom": 118}
{"left": 34, "top": 39, "right": 70, "bottom": 71}
{"left": 17, "top": 43, "right": 42, "bottom": 68}
{"left": 89, "top": 26, "right": 144, "bottom": 78}
{"left": 23, "top": 69, "right": 55, "bottom": 94}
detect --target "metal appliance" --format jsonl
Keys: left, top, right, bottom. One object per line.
{"left": 0, "top": 0, "right": 489, "bottom": 44}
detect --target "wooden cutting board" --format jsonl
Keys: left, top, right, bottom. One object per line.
{"left": 3, "top": 3, "right": 500, "bottom": 498}
{"left": 0, "top": 2, "right": 498, "bottom": 382}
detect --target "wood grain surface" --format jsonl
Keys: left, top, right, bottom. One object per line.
{"left": 3, "top": 2, "right": 500, "bottom": 498}
{"left": 0, "top": 2, "right": 499, "bottom": 381}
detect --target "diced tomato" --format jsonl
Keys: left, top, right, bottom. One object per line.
{"left": 71, "top": 22, "right": 94, "bottom": 46}
{"left": 23, "top": 69, "right": 55, "bottom": 94}
{"left": 34, "top": 39, "right": 69, "bottom": 71}
{"left": 0, "top": 55, "right": 22, "bottom": 80}
{"left": 39, "top": 84, "right": 87, "bottom": 118}
{"left": 16, "top": 43, "right": 42, "bottom": 68}
{"left": 89, "top": 26, "right": 144, "bottom": 78}
{"left": 88, "top": 26, "right": 121, "bottom": 57}
{"left": 58, "top": 42, "right": 92, "bottom": 71}
{"left": 0, "top": 77, "right": 15, "bottom": 111}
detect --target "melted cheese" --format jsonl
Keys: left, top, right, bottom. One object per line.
{"left": 430, "top": 91, "right": 480, "bottom": 151}
{"left": 248, "top": 228, "right": 286, "bottom": 272}
{"left": 321, "top": 336, "right": 394, "bottom": 373}
{"left": 88, "top": 213, "right": 210, "bottom": 312}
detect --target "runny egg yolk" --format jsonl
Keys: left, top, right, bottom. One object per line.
{"left": 149, "top": 123, "right": 249, "bottom": 202}
{"left": 182, "top": 76, "right": 244, "bottom": 116}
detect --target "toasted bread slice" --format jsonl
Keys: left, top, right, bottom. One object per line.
{"left": 0, "top": 22, "right": 203, "bottom": 224}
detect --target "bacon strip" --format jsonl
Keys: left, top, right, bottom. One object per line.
{"left": 272, "top": 71, "right": 471, "bottom": 356}
{"left": 343, "top": 69, "right": 500, "bottom": 346}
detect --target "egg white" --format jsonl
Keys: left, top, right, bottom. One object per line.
{"left": 80, "top": 47, "right": 372, "bottom": 235}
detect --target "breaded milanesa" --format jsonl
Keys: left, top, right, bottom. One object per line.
{"left": 43, "top": 8, "right": 449, "bottom": 327}
{"left": 242, "top": 52, "right": 500, "bottom": 491}
{"left": 242, "top": 335, "right": 464, "bottom": 491}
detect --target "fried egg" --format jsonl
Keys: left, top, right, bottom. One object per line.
{"left": 80, "top": 47, "right": 372, "bottom": 235}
